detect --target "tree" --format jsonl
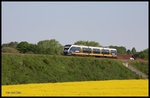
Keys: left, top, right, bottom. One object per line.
{"left": 136, "top": 48, "right": 149, "bottom": 60}
{"left": 2, "top": 43, "right": 9, "bottom": 47}
{"left": 37, "top": 40, "right": 51, "bottom": 49}
{"left": 37, "top": 39, "right": 63, "bottom": 55}
{"left": 74, "top": 40, "right": 102, "bottom": 47}
{"left": 2, "top": 42, "right": 18, "bottom": 48}
{"left": 126, "top": 49, "right": 132, "bottom": 54}
{"left": 27, "top": 44, "right": 39, "bottom": 54}
{"left": 8, "top": 41, "right": 18, "bottom": 48}
{"left": 131, "top": 47, "right": 136, "bottom": 55}
{"left": 17, "top": 41, "right": 30, "bottom": 53}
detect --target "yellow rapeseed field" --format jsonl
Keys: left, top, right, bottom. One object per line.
{"left": 2, "top": 79, "right": 149, "bottom": 96}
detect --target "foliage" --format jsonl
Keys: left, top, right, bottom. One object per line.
{"left": 2, "top": 40, "right": 148, "bottom": 59}
{"left": 2, "top": 41, "right": 18, "bottom": 48}
{"left": 27, "top": 44, "right": 39, "bottom": 54}
{"left": 74, "top": 40, "right": 102, "bottom": 47}
{"left": 2, "top": 54, "right": 142, "bottom": 85}
{"left": 135, "top": 48, "right": 149, "bottom": 60}
{"left": 8, "top": 41, "right": 18, "bottom": 48}
{"left": 109, "top": 46, "right": 126, "bottom": 55}
{"left": 131, "top": 47, "right": 136, "bottom": 55}
{"left": 2, "top": 39, "right": 63, "bottom": 55}
{"left": 17, "top": 41, "right": 30, "bottom": 53}
{"left": 38, "top": 40, "right": 51, "bottom": 49}
{"left": 37, "top": 39, "right": 63, "bottom": 55}
{"left": 15, "top": 39, "right": 64, "bottom": 55}
{"left": 126, "top": 49, "right": 132, "bottom": 54}
{"left": 2, "top": 43, "right": 9, "bottom": 47}
{"left": 2, "top": 47, "right": 19, "bottom": 53}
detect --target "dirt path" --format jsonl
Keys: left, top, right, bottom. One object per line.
{"left": 122, "top": 62, "right": 148, "bottom": 79}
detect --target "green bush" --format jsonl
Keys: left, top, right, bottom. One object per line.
{"left": 136, "top": 48, "right": 149, "bottom": 60}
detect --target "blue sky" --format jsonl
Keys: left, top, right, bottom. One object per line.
{"left": 2, "top": 2, "right": 148, "bottom": 52}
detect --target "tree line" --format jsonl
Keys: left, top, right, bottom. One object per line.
{"left": 1, "top": 39, "right": 148, "bottom": 60}
{"left": 2, "top": 39, "right": 63, "bottom": 55}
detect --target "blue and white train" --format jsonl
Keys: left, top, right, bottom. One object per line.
{"left": 63, "top": 44, "right": 117, "bottom": 58}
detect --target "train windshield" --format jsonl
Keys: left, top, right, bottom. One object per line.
{"left": 64, "top": 45, "right": 71, "bottom": 50}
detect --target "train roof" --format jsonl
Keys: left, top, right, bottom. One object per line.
{"left": 68, "top": 44, "right": 117, "bottom": 50}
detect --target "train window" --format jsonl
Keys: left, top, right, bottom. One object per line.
{"left": 64, "top": 45, "right": 71, "bottom": 50}
{"left": 102, "top": 49, "right": 109, "bottom": 54}
{"left": 64, "top": 48, "right": 69, "bottom": 50}
{"left": 89, "top": 48, "right": 91, "bottom": 51}
{"left": 83, "top": 48, "right": 88, "bottom": 53}
{"left": 70, "top": 47, "right": 81, "bottom": 52}
{"left": 76, "top": 47, "right": 81, "bottom": 51}
{"left": 93, "top": 49, "right": 100, "bottom": 54}
{"left": 111, "top": 50, "right": 116, "bottom": 53}
{"left": 111, "top": 50, "right": 117, "bottom": 55}
{"left": 83, "top": 48, "right": 91, "bottom": 53}
{"left": 70, "top": 47, "right": 76, "bottom": 51}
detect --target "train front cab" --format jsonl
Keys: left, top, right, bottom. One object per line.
{"left": 63, "top": 45, "right": 72, "bottom": 55}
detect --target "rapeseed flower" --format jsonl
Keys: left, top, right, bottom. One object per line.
{"left": 2, "top": 79, "right": 148, "bottom": 96}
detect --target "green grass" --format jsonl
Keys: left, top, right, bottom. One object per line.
{"left": 128, "top": 60, "right": 149, "bottom": 76}
{"left": 2, "top": 54, "right": 143, "bottom": 85}
{"left": 2, "top": 47, "right": 19, "bottom": 53}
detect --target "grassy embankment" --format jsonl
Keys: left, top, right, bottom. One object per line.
{"left": 128, "top": 60, "right": 149, "bottom": 76}
{"left": 2, "top": 54, "right": 144, "bottom": 85}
